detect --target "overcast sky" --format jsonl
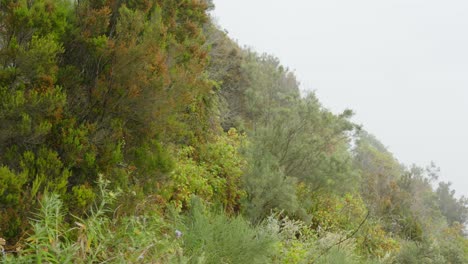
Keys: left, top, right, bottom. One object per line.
{"left": 212, "top": 0, "right": 468, "bottom": 197}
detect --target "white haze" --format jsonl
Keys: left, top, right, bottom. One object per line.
{"left": 212, "top": 0, "right": 468, "bottom": 197}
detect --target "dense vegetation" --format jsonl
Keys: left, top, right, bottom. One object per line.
{"left": 1, "top": 0, "right": 467, "bottom": 263}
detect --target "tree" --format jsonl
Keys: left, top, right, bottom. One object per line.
{"left": 0, "top": 0, "right": 71, "bottom": 241}
{"left": 436, "top": 182, "right": 468, "bottom": 226}
{"left": 242, "top": 143, "right": 301, "bottom": 223}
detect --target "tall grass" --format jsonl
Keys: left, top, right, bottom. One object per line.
{"left": 3, "top": 184, "right": 278, "bottom": 263}
{"left": 3, "top": 178, "right": 181, "bottom": 263}
{"left": 3, "top": 193, "right": 77, "bottom": 263}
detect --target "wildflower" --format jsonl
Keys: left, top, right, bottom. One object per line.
{"left": 175, "top": 230, "right": 182, "bottom": 238}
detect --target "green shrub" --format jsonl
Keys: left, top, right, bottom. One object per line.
{"left": 313, "top": 232, "right": 361, "bottom": 264}
{"left": 357, "top": 221, "right": 399, "bottom": 259}
{"left": 315, "top": 248, "right": 359, "bottom": 264}
{"left": 393, "top": 240, "right": 445, "bottom": 264}
{"left": 242, "top": 147, "right": 300, "bottom": 223}
{"left": 163, "top": 129, "right": 246, "bottom": 212}
{"left": 264, "top": 214, "right": 317, "bottom": 263}
{"left": 437, "top": 224, "right": 468, "bottom": 264}
{"left": 180, "top": 198, "right": 277, "bottom": 264}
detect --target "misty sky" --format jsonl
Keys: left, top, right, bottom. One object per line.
{"left": 212, "top": 0, "right": 468, "bottom": 197}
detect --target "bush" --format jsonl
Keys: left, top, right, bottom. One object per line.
{"left": 313, "top": 232, "right": 361, "bottom": 264}
{"left": 393, "top": 240, "right": 445, "bottom": 264}
{"left": 180, "top": 198, "right": 277, "bottom": 264}
{"left": 242, "top": 147, "right": 301, "bottom": 223}
{"left": 264, "top": 214, "right": 317, "bottom": 263}
{"left": 357, "top": 221, "right": 399, "bottom": 259}
{"left": 163, "top": 129, "right": 246, "bottom": 212}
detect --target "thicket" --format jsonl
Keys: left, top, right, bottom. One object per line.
{"left": 0, "top": 0, "right": 467, "bottom": 263}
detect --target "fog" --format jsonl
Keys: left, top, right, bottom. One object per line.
{"left": 212, "top": 0, "right": 468, "bottom": 197}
